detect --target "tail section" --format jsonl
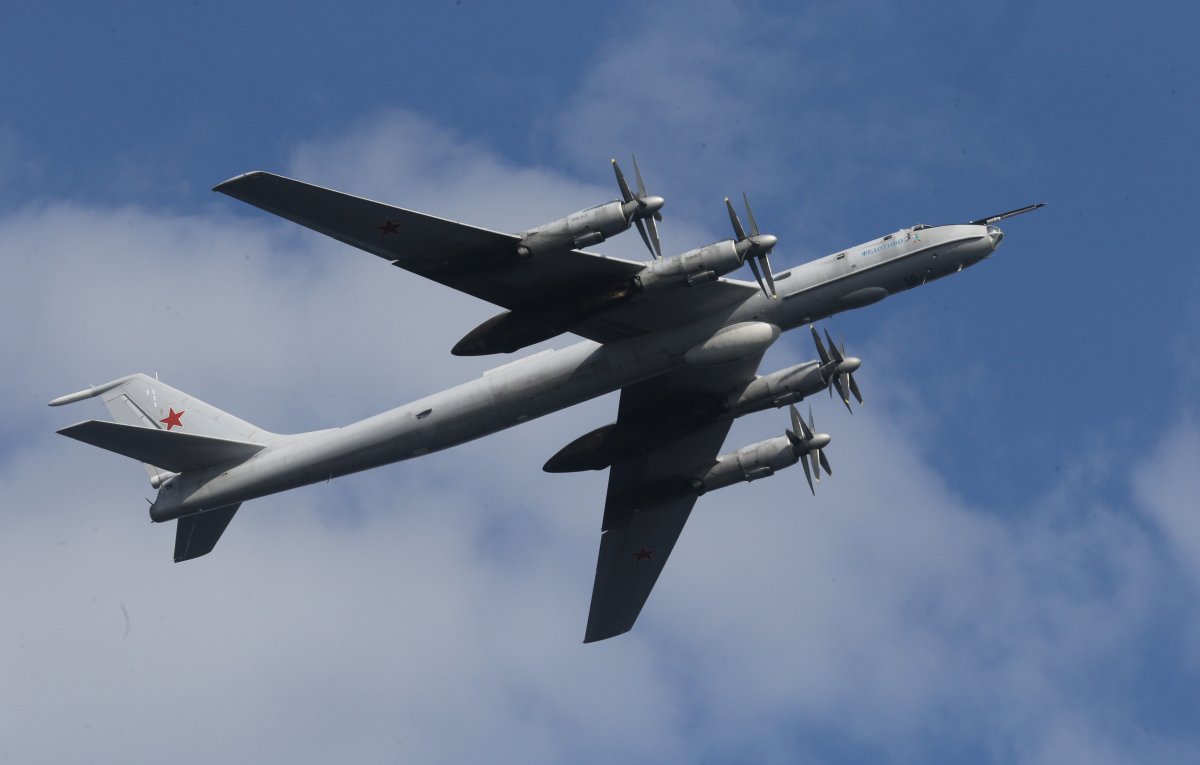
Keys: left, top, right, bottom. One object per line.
{"left": 50, "top": 373, "right": 275, "bottom": 562}
{"left": 49, "top": 373, "right": 272, "bottom": 442}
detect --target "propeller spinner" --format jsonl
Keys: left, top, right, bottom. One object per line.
{"left": 612, "top": 156, "right": 665, "bottom": 259}
{"left": 725, "top": 193, "right": 779, "bottom": 298}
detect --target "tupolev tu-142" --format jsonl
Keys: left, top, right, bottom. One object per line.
{"left": 50, "top": 159, "right": 1042, "bottom": 642}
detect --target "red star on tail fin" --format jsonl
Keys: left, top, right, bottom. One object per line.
{"left": 159, "top": 408, "right": 185, "bottom": 430}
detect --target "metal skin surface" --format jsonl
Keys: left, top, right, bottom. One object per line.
{"left": 143, "top": 223, "right": 996, "bottom": 521}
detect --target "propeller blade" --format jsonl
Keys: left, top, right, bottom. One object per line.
{"left": 791, "top": 404, "right": 814, "bottom": 440}
{"left": 612, "top": 159, "right": 635, "bottom": 205}
{"left": 824, "top": 329, "right": 844, "bottom": 364}
{"left": 811, "top": 326, "right": 831, "bottom": 365}
{"left": 746, "top": 255, "right": 769, "bottom": 297}
{"left": 759, "top": 252, "right": 777, "bottom": 298}
{"left": 725, "top": 197, "right": 747, "bottom": 242}
{"left": 810, "top": 450, "right": 821, "bottom": 482}
{"left": 818, "top": 449, "right": 832, "bottom": 476}
{"left": 633, "top": 155, "right": 648, "bottom": 198}
{"left": 645, "top": 214, "right": 662, "bottom": 259}
{"left": 742, "top": 192, "right": 760, "bottom": 236}
{"left": 800, "top": 451, "right": 815, "bottom": 495}
{"left": 832, "top": 376, "right": 851, "bottom": 412}
{"left": 849, "top": 374, "right": 863, "bottom": 404}
{"left": 633, "top": 218, "right": 655, "bottom": 259}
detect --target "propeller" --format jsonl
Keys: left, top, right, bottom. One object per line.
{"left": 785, "top": 404, "right": 833, "bottom": 495}
{"left": 725, "top": 193, "right": 779, "bottom": 298}
{"left": 810, "top": 326, "right": 864, "bottom": 413}
{"left": 612, "top": 156, "right": 665, "bottom": 259}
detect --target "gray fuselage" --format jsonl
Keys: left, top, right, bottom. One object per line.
{"left": 150, "top": 223, "right": 998, "bottom": 521}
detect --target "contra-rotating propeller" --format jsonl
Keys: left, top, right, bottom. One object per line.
{"left": 612, "top": 156, "right": 665, "bottom": 259}
{"left": 785, "top": 404, "right": 832, "bottom": 495}
{"left": 811, "top": 326, "right": 863, "bottom": 414}
{"left": 725, "top": 193, "right": 779, "bottom": 298}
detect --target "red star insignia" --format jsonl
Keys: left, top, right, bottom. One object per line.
{"left": 376, "top": 218, "right": 402, "bottom": 236}
{"left": 633, "top": 547, "right": 655, "bottom": 562}
{"left": 159, "top": 407, "right": 185, "bottom": 430}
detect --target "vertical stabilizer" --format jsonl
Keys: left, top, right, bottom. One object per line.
{"left": 50, "top": 373, "right": 277, "bottom": 481}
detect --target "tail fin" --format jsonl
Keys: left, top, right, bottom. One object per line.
{"left": 50, "top": 373, "right": 272, "bottom": 441}
{"left": 50, "top": 373, "right": 275, "bottom": 479}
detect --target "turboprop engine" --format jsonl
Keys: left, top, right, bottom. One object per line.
{"left": 515, "top": 157, "right": 664, "bottom": 259}
{"left": 543, "top": 326, "right": 864, "bottom": 472}
{"left": 633, "top": 193, "right": 780, "bottom": 295}
{"left": 728, "top": 327, "right": 865, "bottom": 416}
{"left": 689, "top": 405, "right": 833, "bottom": 495}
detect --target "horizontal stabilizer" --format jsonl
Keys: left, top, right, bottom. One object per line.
{"left": 175, "top": 504, "right": 240, "bottom": 562}
{"left": 58, "top": 420, "right": 265, "bottom": 473}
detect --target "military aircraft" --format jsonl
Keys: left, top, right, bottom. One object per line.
{"left": 50, "top": 159, "right": 1042, "bottom": 642}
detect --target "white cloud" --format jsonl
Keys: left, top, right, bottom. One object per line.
{"left": 3, "top": 110, "right": 1199, "bottom": 765}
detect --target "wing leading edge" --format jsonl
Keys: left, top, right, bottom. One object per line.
{"left": 214, "top": 171, "right": 644, "bottom": 311}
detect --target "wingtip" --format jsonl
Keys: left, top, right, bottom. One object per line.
{"left": 212, "top": 170, "right": 267, "bottom": 194}
{"left": 583, "top": 623, "right": 633, "bottom": 644}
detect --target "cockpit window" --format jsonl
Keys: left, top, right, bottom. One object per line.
{"left": 912, "top": 224, "right": 932, "bottom": 230}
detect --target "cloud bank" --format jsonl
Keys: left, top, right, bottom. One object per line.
{"left": 1, "top": 109, "right": 1197, "bottom": 765}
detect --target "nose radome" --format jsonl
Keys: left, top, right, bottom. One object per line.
{"left": 988, "top": 225, "right": 1004, "bottom": 250}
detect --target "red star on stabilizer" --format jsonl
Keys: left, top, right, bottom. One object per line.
{"left": 160, "top": 407, "right": 185, "bottom": 430}
{"left": 633, "top": 547, "right": 655, "bottom": 562}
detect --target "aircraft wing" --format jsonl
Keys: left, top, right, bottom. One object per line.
{"left": 214, "top": 171, "right": 644, "bottom": 311}
{"left": 584, "top": 353, "right": 764, "bottom": 642}
{"left": 215, "top": 171, "right": 758, "bottom": 344}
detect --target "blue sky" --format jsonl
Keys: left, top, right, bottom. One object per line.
{"left": 3, "top": 2, "right": 1199, "bottom": 763}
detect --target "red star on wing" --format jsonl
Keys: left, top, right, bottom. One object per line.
{"left": 632, "top": 547, "right": 655, "bottom": 562}
{"left": 376, "top": 218, "right": 402, "bottom": 236}
{"left": 159, "top": 407, "right": 185, "bottom": 430}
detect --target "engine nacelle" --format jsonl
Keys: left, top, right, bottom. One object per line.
{"left": 634, "top": 240, "right": 742, "bottom": 292}
{"left": 689, "top": 436, "right": 799, "bottom": 495}
{"left": 516, "top": 200, "right": 631, "bottom": 257}
{"left": 726, "top": 361, "right": 826, "bottom": 416}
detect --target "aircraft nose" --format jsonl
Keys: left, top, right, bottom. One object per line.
{"left": 987, "top": 224, "right": 1004, "bottom": 250}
